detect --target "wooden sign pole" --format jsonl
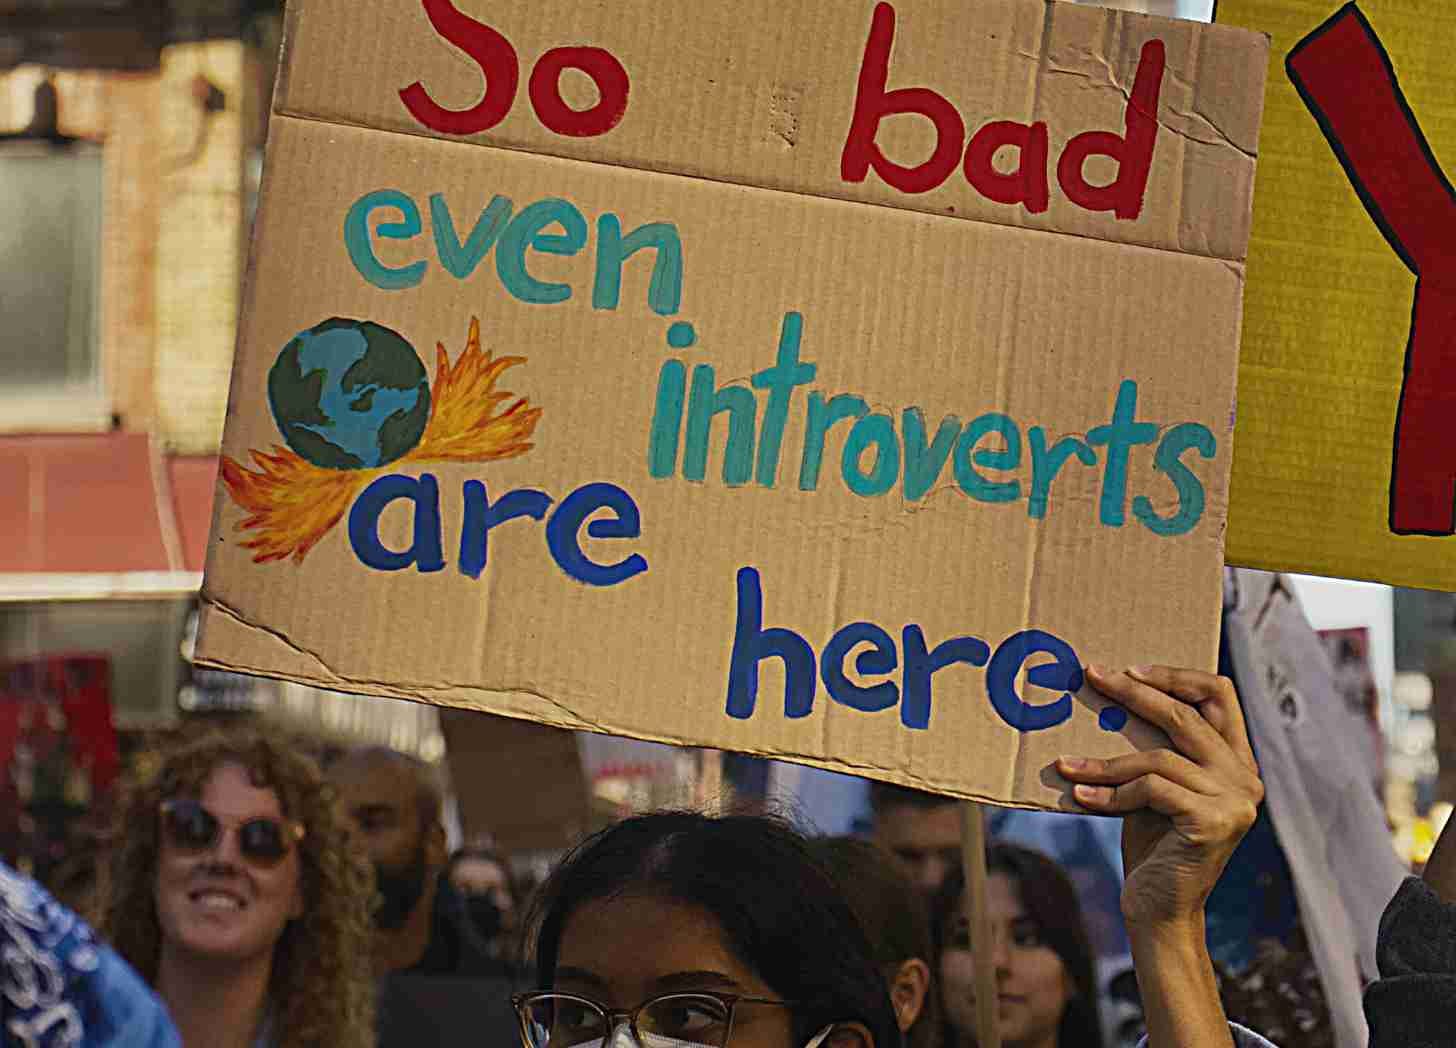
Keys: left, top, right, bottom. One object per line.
{"left": 960, "top": 801, "right": 1001, "bottom": 1048}
{"left": 696, "top": 748, "right": 724, "bottom": 813}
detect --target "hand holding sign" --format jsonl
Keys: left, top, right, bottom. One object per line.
{"left": 1056, "top": 666, "right": 1263, "bottom": 929}
{"left": 1057, "top": 667, "right": 1263, "bottom": 1048}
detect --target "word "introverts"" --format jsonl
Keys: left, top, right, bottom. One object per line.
{"left": 649, "top": 312, "right": 1216, "bottom": 536}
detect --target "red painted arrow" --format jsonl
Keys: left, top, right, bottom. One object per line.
{"left": 1287, "top": 3, "right": 1456, "bottom": 535}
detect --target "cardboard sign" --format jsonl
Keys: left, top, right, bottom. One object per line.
{"left": 1217, "top": 0, "right": 1456, "bottom": 588}
{"left": 437, "top": 709, "right": 591, "bottom": 853}
{"left": 195, "top": 0, "right": 1267, "bottom": 808}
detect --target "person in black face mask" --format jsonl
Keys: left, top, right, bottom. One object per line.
{"left": 446, "top": 846, "right": 520, "bottom": 964}
{"left": 328, "top": 746, "right": 506, "bottom": 978}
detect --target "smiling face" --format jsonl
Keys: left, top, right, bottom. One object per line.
{"left": 938, "top": 874, "right": 1071, "bottom": 1048}
{"left": 551, "top": 894, "right": 798, "bottom": 1048}
{"left": 153, "top": 761, "right": 305, "bottom": 967}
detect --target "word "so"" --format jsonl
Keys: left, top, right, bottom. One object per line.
{"left": 400, "top": 0, "right": 630, "bottom": 138}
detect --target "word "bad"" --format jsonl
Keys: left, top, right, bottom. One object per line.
{"left": 842, "top": 2, "right": 1166, "bottom": 214}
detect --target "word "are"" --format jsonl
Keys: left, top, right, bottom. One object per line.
{"left": 347, "top": 474, "right": 647, "bottom": 587}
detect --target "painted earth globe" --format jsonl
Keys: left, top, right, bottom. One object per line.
{"left": 267, "top": 318, "right": 431, "bottom": 470}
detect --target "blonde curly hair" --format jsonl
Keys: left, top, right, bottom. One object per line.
{"left": 98, "top": 724, "right": 376, "bottom": 1047}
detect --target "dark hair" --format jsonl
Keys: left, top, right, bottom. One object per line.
{"left": 809, "top": 838, "right": 941, "bottom": 1048}
{"left": 527, "top": 812, "right": 902, "bottom": 1048}
{"left": 931, "top": 843, "right": 1103, "bottom": 1048}
{"left": 328, "top": 745, "right": 442, "bottom": 830}
{"left": 100, "top": 725, "right": 375, "bottom": 1047}
{"left": 448, "top": 846, "right": 510, "bottom": 881}
{"left": 868, "top": 784, "right": 957, "bottom": 816}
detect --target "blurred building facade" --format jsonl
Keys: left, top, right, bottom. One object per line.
{"left": 0, "top": 1, "right": 463, "bottom": 878}
{"left": 0, "top": 7, "right": 714, "bottom": 879}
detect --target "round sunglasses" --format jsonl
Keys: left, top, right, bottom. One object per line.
{"left": 159, "top": 797, "right": 305, "bottom": 866}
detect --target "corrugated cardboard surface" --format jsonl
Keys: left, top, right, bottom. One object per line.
{"left": 1219, "top": 0, "right": 1456, "bottom": 589}
{"left": 197, "top": 0, "right": 1267, "bottom": 809}
{"left": 438, "top": 709, "right": 590, "bottom": 852}
{"left": 276, "top": 0, "right": 1263, "bottom": 260}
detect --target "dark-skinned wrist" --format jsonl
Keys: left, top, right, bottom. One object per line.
{"left": 1123, "top": 906, "right": 1207, "bottom": 945}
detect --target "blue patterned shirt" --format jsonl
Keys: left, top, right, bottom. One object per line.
{"left": 1, "top": 862, "right": 180, "bottom": 1048}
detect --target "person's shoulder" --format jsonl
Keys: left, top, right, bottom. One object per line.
{"left": 0, "top": 862, "right": 182, "bottom": 1047}
{"left": 1133, "top": 1023, "right": 1279, "bottom": 1048}
{"left": 1365, "top": 876, "right": 1456, "bottom": 1047}
{"left": 1377, "top": 875, "right": 1456, "bottom": 975}
{"left": 1226, "top": 1023, "right": 1280, "bottom": 1047}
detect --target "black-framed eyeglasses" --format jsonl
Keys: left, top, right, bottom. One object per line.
{"left": 159, "top": 798, "right": 305, "bottom": 867}
{"left": 511, "top": 991, "right": 796, "bottom": 1048}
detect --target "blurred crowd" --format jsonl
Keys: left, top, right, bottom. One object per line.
{"left": 1, "top": 665, "right": 1446, "bottom": 1048}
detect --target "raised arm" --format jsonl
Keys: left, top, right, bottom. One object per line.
{"left": 1058, "top": 666, "right": 1272, "bottom": 1048}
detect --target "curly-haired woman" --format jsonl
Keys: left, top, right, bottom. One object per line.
{"left": 97, "top": 726, "right": 376, "bottom": 1048}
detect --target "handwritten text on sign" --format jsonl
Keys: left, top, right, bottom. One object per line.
{"left": 208, "top": 0, "right": 1266, "bottom": 809}
{"left": 308, "top": 0, "right": 1206, "bottom": 739}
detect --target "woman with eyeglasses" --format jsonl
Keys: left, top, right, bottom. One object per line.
{"left": 98, "top": 726, "right": 376, "bottom": 1048}
{"left": 514, "top": 665, "right": 1272, "bottom": 1048}
{"left": 514, "top": 810, "right": 902, "bottom": 1048}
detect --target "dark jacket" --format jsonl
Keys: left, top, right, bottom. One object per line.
{"left": 1364, "top": 875, "right": 1456, "bottom": 1047}
{"left": 404, "top": 876, "right": 514, "bottom": 978}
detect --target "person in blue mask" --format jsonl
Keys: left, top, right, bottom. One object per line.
{"left": 1, "top": 860, "right": 179, "bottom": 1047}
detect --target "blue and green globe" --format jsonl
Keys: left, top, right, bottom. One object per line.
{"left": 267, "top": 318, "right": 431, "bottom": 470}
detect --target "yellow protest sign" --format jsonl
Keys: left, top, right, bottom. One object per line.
{"left": 1218, "top": 0, "right": 1456, "bottom": 588}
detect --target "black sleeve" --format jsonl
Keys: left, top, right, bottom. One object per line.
{"left": 1364, "top": 876, "right": 1456, "bottom": 1047}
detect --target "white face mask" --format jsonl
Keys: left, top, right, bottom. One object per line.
{"left": 572, "top": 1026, "right": 715, "bottom": 1048}
{"left": 577, "top": 1021, "right": 837, "bottom": 1048}
{"left": 801, "top": 1026, "right": 836, "bottom": 1048}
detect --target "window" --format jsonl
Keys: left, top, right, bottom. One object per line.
{"left": 0, "top": 140, "right": 107, "bottom": 430}
{"left": 0, "top": 599, "right": 190, "bottom": 727}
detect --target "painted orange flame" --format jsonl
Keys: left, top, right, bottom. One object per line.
{"left": 220, "top": 317, "right": 542, "bottom": 564}
{"left": 408, "top": 317, "right": 542, "bottom": 464}
{"left": 219, "top": 448, "right": 359, "bottom": 564}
